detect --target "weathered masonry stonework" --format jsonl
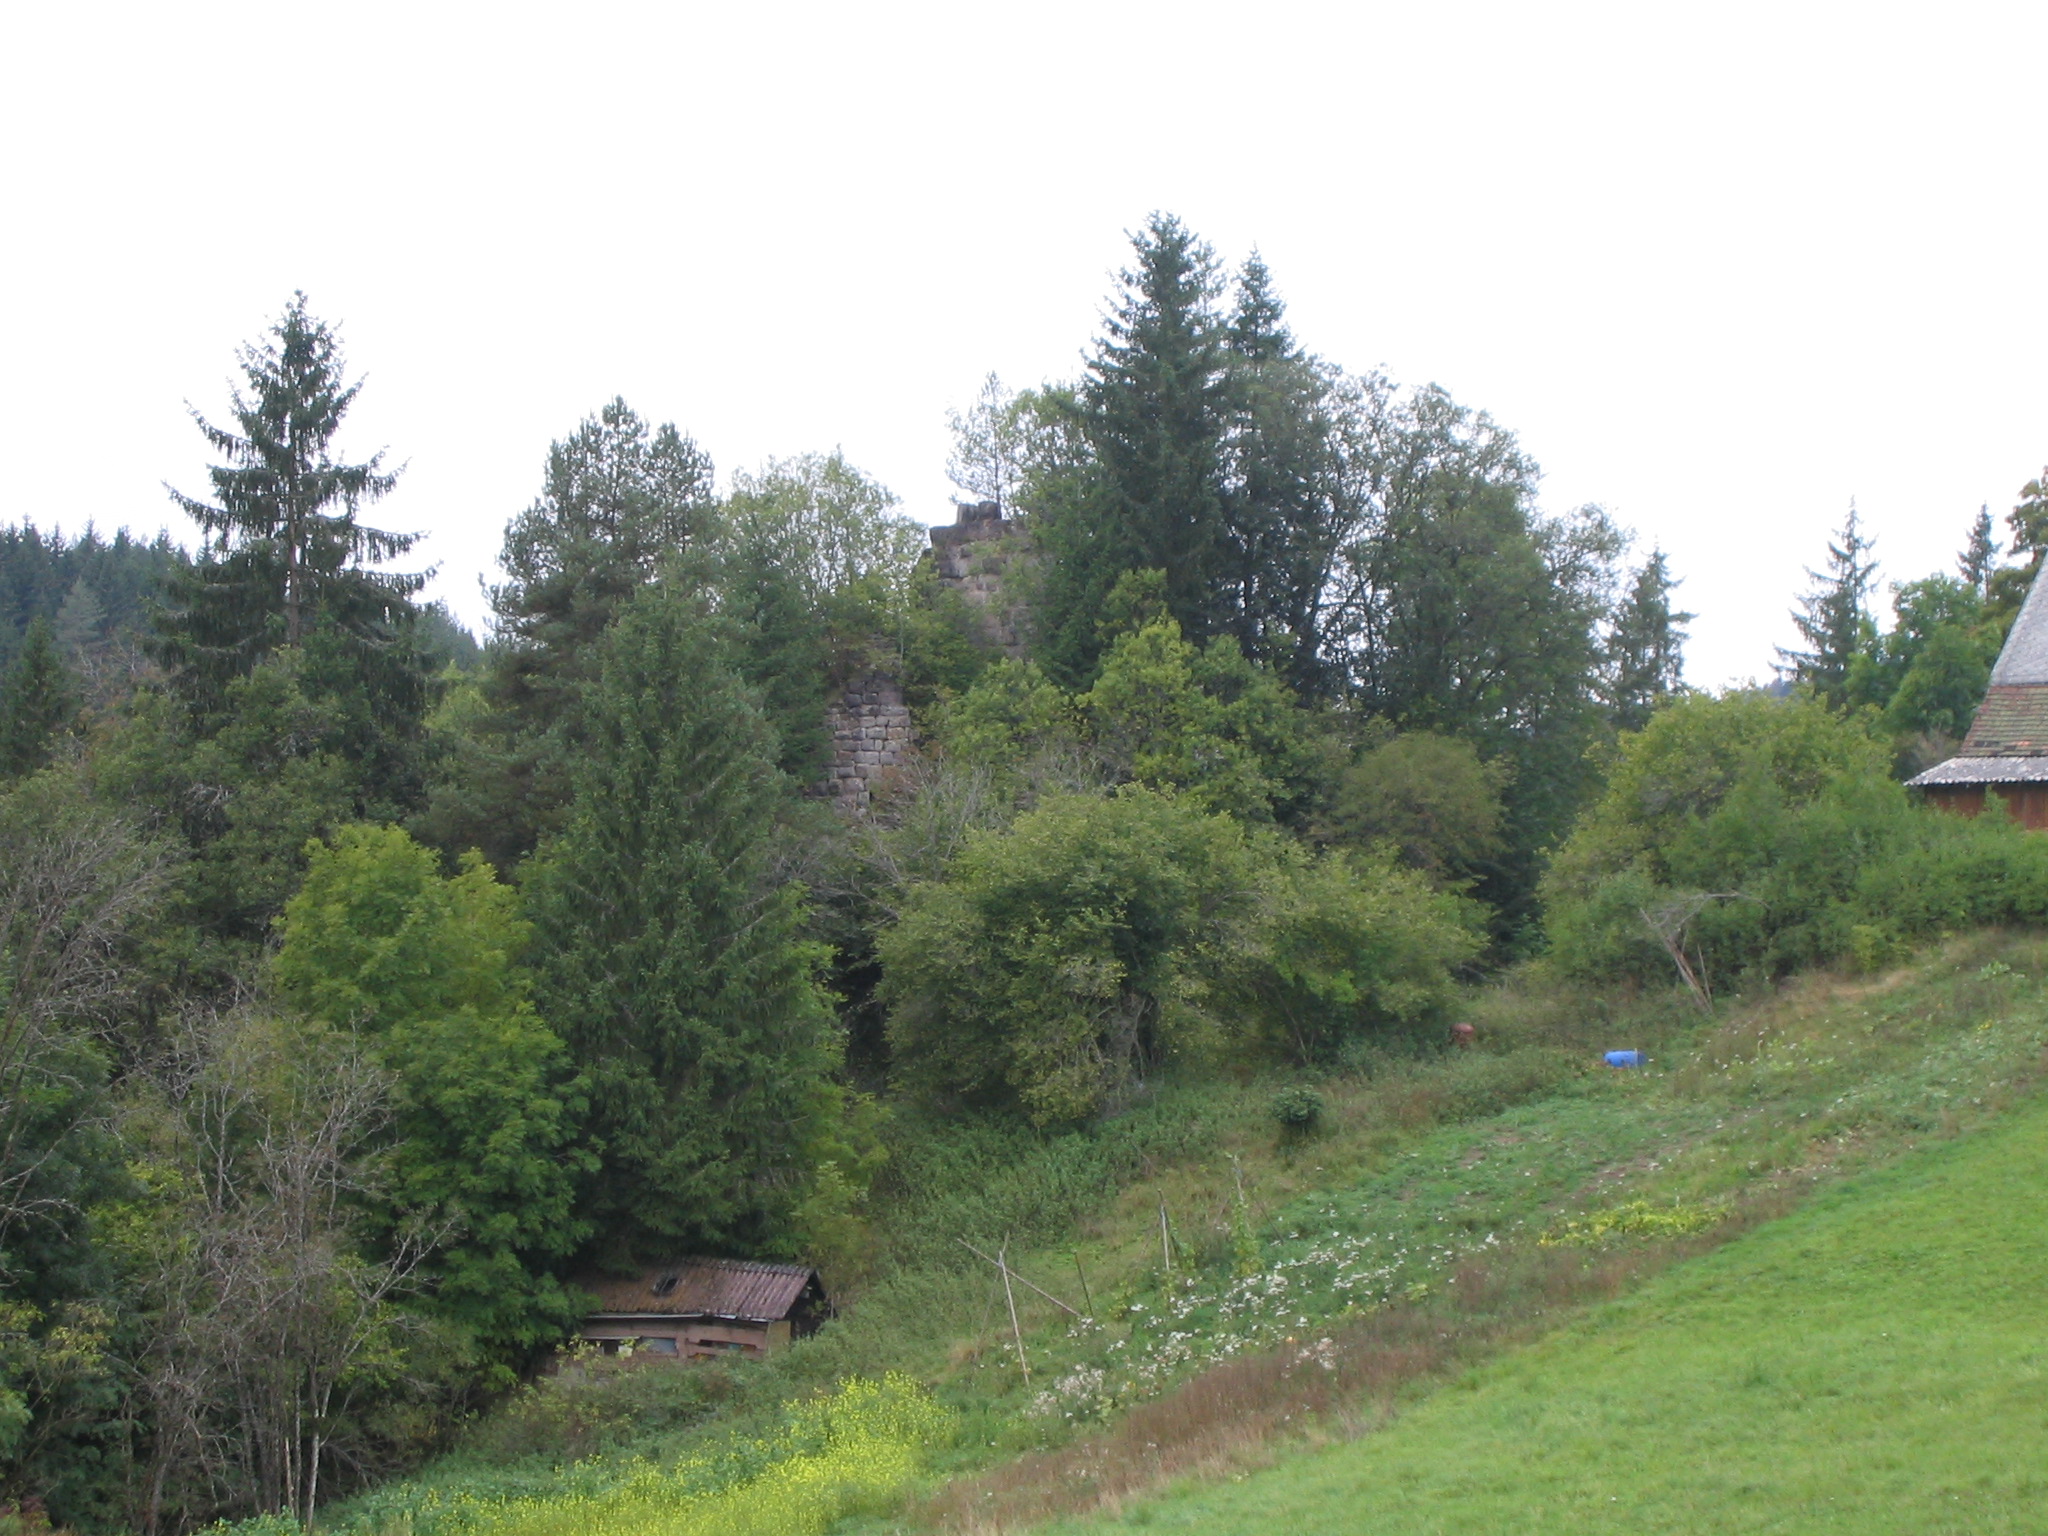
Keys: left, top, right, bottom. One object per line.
{"left": 929, "top": 500, "right": 1034, "bottom": 657}
{"left": 816, "top": 502, "right": 1036, "bottom": 814}
{"left": 822, "top": 672, "right": 913, "bottom": 814}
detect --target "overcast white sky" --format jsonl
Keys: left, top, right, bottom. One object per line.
{"left": 4, "top": 1, "right": 2043, "bottom": 687}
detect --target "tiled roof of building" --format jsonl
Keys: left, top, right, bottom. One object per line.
{"left": 1959, "top": 685, "right": 2048, "bottom": 757}
{"left": 579, "top": 1259, "right": 821, "bottom": 1322}
{"left": 1911, "top": 568, "right": 2048, "bottom": 789}
{"left": 1990, "top": 569, "right": 2048, "bottom": 686}
{"left": 1908, "top": 755, "right": 2048, "bottom": 787}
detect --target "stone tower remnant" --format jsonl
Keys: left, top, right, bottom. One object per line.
{"left": 821, "top": 671, "right": 914, "bottom": 814}
{"left": 928, "top": 499, "right": 1034, "bottom": 658}
{"left": 815, "top": 500, "right": 1037, "bottom": 814}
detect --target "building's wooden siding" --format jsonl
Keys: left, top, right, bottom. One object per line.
{"left": 1920, "top": 782, "right": 2048, "bottom": 829}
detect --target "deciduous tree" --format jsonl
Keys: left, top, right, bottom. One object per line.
{"left": 274, "top": 825, "right": 589, "bottom": 1368}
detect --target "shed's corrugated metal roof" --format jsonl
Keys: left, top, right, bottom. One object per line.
{"left": 1908, "top": 755, "right": 2048, "bottom": 786}
{"left": 580, "top": 1259, "right": 820, "bottom": 1322}
{"left": 1991, "top": 569, "right": 2048, "bottom": 686}
{"left": 1961, "top": 685, "right": 2048, "bottom": 756}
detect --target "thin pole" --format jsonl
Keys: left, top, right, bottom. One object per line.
{"left": 958, "top": 1239, "right": 1086, "bottom": 1319}
{"left": 1073, "top": 1251, "right": 1096, "bottom": 1320}
{"left": 1159, "top": 1195, "right": 1173, "bottom": 1274}
{"left": 999, "top": 1240, "right": 1030, "bottom": 1386}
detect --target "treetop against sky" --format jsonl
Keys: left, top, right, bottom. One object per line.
{"left": 3, "top": 2, "right": 2043, "bottom": 687}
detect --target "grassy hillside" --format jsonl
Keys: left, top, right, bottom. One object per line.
{"left": 281, "top": 931, "right": 2048, "bottom": 1536}
{"left": 1052, "top": 1060, "right": 2048, "bottom": 1535}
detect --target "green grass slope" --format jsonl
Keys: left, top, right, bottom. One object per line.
{"left": 1058, "top": 1082, "right": 2048, "bottom": 1535}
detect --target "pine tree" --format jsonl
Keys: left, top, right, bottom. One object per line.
{"left": 1038, "top": 214, "right": 1230, "bottom": 680}
{"left": 1959, "top": 504, "right": 1999, "bottom": 596}
{"left": 156, "top": 294, "right": 424, "bottom": 721}
{"left": 436, "top": 400, "right": 718, "bottom": 866}
{"left": 1778, "top": 503, "right": 1879, "bottom": 706}
{"left": 1219, "top": 251, "right": 1343, "bottom": 695}
{"left": 52, "top": 577, "right": 105, "bottom": 665}
{"left": 1604, "top": 549, "right": 1692, "bottom": 730}
{"left": 524, "top": 584, "right": 838, "bottom": 1258}
{"left": 490, "top": 397, "right": 716, "bottom": 704}
{"left": 0, "top": 618, "right": 77, "bottom": 778}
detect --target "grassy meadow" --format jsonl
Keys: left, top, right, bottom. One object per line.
{"left": 279, "top": 930, "right": 2048, "bottom": 1536}
{"left": 1051, "top": 1056, "right": 2048, "bottom": 1534}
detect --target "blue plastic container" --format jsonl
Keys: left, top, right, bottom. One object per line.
{"left": 1603, "top": 1049, "right": 1644, "bottom": 1068}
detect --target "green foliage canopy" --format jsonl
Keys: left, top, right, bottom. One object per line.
{"left": 1543, "top": 692, "right": 2048, "bottom": 982}
{"left": 523, "top": 584, "right": 844, "bottom": 1260}
{"left": 274, "top": 824, "right": 590, "bottom": 1365}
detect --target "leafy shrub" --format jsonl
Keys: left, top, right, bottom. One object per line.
{"left": 881, "top": 789, "right": 1481, "bottom": 1121}
{"left": 1269, "top": 1086, "right": 1323, "bottom": 1130}
{"left": 881, "top": 788, "right": 1256, "bottom": 1123}
{"left": 1233, "top": 845, "right": 1482, "bottom": 1064}
{"left": 1317, "top": 729, "right": 1510, "bottom": 880}
{"left": 1543, "top": 691, "right": 2048, "bottom": 983}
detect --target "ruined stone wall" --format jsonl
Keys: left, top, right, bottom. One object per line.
{"left": 815, "top": 504, "right": 1037, "bottom": 814}
{"left": 929, "top": 500, "right": 1035, "bottom": 658}
{"left": 821, "top": 672, "right": 913, "bottom": 814}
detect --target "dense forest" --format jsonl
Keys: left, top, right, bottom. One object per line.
{"left": 4, "top": 216, "right": 2047, "bottom": 1533}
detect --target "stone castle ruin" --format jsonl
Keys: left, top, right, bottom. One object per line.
{"left": 820, "top": 672, "right": 914, "bottom": 814}
{"left": 816, "top": 501, "right": 1033, "bottom": 813}
{"left": 927, "top": 500, "right": 1033, "bottom": 658}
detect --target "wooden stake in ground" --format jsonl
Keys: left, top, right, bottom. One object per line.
{"left": 1073, "top": 1250, "right": 1095, "bottom": 1319}
{"left": 958, "top": 1239, "right": 1086, "bottom": 1319}
{"left": 999, "top": 1240, "right": 1029, "bottom": 1387}
{"left": 1159, "top": 1195, "right": 1175, "bottom": 1274}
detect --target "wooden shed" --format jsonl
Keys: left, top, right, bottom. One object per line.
{"left": 1911, "top": 568, "right": 2048, "bottom": 828}
{"left": 575, "top": 1259, "right": 829, "bottom": 1361}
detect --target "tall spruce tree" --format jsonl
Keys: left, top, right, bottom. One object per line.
{"left": 157, "top": 293, "right": 423, "bottom": 717}
{"left": 1218, "top": 252, "right": 1344, "bottom": 695}
{"left": 0, "top": 618, "right": 75, "bottom": 778}
{"left": 1036, "top": 214, "right": 1230, "bottom": 682}
{"left": 1778, "top": 503, "right": 1879, "bottom": 706}
{"left": 524, "top": 584, "right": 838, "bottom": 1259}
{"left": 1604, "top": 549, "right": 1691, "bottom": 730}
{"left": 422, "top": 401, "right": 718, "bottom": 869}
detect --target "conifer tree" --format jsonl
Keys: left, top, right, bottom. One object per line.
{"left": 52, "top": 578, "right": 105, "bottom": 668}
{"left": 1219, "top": 252, "right": 1344, "bottom": 695}
{"left": 157, "top": 293, "right": 423, "bottom": 715}
{"left": 1778, "top": 503, "right": 1879, "bottom": 706}
{"left": 1037, "top": 214, "right": 1230, "bottom": 681}
{"left": 1604, "top": 550, "right": 1692, "bottom": 730}
{"left": 524, "top": 584, "right": 838, "bottom": 1258}
{"left": 0, "top": 618, "right": 75, "bottom": 778}
{"left": 1959, "top": 504, "right": 1999, "bottom": 596}
{"left": 430, "top": 400, "right": 718, "bottom": 868}
{"left": 490, "top": 398, "right": 716, "bottom": 720}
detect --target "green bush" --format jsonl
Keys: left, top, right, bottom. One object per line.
{"left": 1269, "top": 1086, "right": 1323, "bottom": 1130}
{"left": 1543, "top": 691, "right": 2048, "bottom": 983}
{"left": 880, "top": 789, "right": 1481, "bottom": 1122}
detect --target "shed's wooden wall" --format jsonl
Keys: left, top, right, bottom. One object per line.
{"left": 1920, "top": 783, "right": 2048, "bottom": 829}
